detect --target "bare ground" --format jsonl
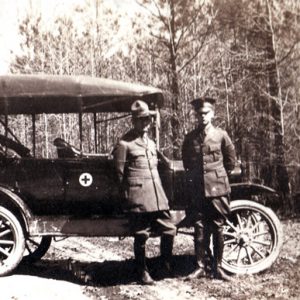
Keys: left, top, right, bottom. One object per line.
{"left": 1, "top": 219, "right": 300, "bottom": 300}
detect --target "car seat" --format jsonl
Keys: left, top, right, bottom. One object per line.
{"left": 53, "top": 138, "right": 82, "bottom": 158}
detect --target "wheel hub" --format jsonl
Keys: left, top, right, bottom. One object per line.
{"left": 236, "top": 231, "right": 253, "bottom": 246}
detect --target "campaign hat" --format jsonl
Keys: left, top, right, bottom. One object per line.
{"left": 131, "top": 100, "right": 156, "bottom": 118}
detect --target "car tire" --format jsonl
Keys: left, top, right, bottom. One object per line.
{"left": 222, "top": 200, "right": 283, "bottom": 274}
{"left": 0, "top": 206, "right": 25, "bottom": 276}
{"left": 23, "top": 236, "right": 52, "bottom": 263}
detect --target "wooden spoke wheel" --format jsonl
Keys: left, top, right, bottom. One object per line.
{"left": 222, "top": 200, "right": 283, "bottom": 274}
{"left": 0, "top": 206, "right": 25, "bottom": 276}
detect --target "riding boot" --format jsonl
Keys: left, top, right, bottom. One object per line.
{"left": 212, "top": 228, "right": 232, "bottom": 281}
{"left": 186, "top": 225, "right": 206, "bottom": 280}
{"left": 134, "top": 236, "right": 154, "bottom": 285}
{"left": 203, "top": 224, "right": 214, "bottom": 275}
{"left": 159, "top": 234, "right": 174, "bottom": 278}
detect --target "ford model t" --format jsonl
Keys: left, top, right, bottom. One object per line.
{"left": 0, "top": 75, "right": 282, "bottom": 276}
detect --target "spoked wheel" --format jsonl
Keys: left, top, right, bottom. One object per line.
{"left": 222, "top": 200, "right": 283, "bottom": 275}
{"left": 0, "top": 206, "right": 25, "bottom": 276}
{"left": 23, "top": 236, "right": 52, "bottom": 263}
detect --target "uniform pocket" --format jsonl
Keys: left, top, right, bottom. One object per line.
{"left": 209, "top": 144, "right": 220, "bottom": 153}
{"left": 129, "top": 150, "right": 147, "bottom": 168}
{"left": 130, "top": 150, "right": 146, "bottom": 158}
{"left": 208, "top": 168, "right": 230, "bottom": 196}
{"left": 216, "top": 168, "right": 227, "bottom": 178}
{"left": 127, "top": 178, "right": 144, "bottom": 204}
{"left": 128, "top": 178, "right": 143, "bottom": 187}
{"left": 209, "top": 144, "right": 221, "bottom": 161}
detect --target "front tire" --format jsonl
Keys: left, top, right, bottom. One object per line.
{"left": 222, "top": 200, "right": 283, "bottom": 274}
{"left": 0, "top": 206, "right": 25, "bottom": 276}
{"left": 23, "top": 236, "right": 52, "bottom": 263}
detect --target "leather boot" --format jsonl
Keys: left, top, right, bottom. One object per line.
{"left": 212, "top": 228, "right": 232, "bottom": 282}
{"left": 134, "top": 236, "right": 154, "bottom": 285}
{"left": 203, "top": 224, "right": 213, "bottom": 275}
{"left": 159, "top": 235, "right": 174, "bottom": 278}
{"left": 186, "top": 225, "right": 206, "bottom": 280}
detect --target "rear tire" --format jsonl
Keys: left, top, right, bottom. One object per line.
{"left": 0, "top": 206, "right": 25, "bottom": 276}
{"left": 222, "top": 200, "right": 283, "bottom": 274}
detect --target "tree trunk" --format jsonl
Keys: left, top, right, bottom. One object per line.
{"left": 169, "top": 0, "right": 180, "bottom": 159}
{"left": 265, "top": 0, "right": 291, "bottom": 210}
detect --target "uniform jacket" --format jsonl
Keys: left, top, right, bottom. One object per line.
{"left": 182, "top": 124, "right": 236, "bottom": 199}
{"left": 113, "top": 129, "right": 170, "bottom": 213}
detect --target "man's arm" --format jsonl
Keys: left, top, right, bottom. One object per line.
{"left": 182, "top": 136, "right": 190, "bottom": 171}
{"left": 222, "top": 131, "right": 236, "bottom": 174}
{"left": 156, "top": 149, "right": 171, "bottom": 169}
{"left": 112, "top": 141, "right": 127, "bottom": 184}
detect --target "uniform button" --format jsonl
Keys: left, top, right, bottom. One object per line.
{"left": 204, "top": 162, "right": 207, "bottom": 165}
{"left": 204, "top": 171, "right": 207, "bottom": 174}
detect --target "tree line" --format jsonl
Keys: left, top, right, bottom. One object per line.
{"left": 8, "top": 0, "right": 300, "bottom": 214}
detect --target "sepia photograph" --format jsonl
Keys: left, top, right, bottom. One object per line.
{"left": 0, "top": 0, "right": 299, "bottom": 299}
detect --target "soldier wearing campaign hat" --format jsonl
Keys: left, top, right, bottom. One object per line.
{"left": 182, "top": 97, "right": 236, "bottom": 281}
{"left": 113, "top": 100, "right": 176, "bottom": 285}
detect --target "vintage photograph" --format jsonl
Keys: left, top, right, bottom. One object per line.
{"left": 0, "top": 0, "right": 299, "bottom": 299}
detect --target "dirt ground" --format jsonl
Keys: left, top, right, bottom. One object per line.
{"left": 1, "top": 219, "right": 300, "bottom": 300}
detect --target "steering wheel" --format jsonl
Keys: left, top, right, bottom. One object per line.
{"left": 0, "top": 135, "right": 31, "bottom": 158}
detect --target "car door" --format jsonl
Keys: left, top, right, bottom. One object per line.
{"left": 61, "top": 157, "right": 122, "bottom": 215}
{"left": 12, "top": 158, "right": 65, "bottom": 215}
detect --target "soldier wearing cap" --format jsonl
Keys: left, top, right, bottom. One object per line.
{"left": 113, "top": 100, "right": 176, "bottom": 285}
{"left": 182, "top": 97, "right": 236, "bottom": 281}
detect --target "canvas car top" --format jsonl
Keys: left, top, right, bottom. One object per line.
{"left": 0, "top": 74, "right": 164, "bottom": 114}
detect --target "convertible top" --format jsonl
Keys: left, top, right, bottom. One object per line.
{"left": 0, "top": 74, "right": 164, "bottom": 114}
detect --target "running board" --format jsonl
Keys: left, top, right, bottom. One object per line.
{"left": 28, "top": 210, "right": 187, "bottom": 237}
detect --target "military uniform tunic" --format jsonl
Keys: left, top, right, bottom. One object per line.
{"left": 113, "top": 129, "right": 175, "bottom": 238}
{"left": 113, "top": 129, "right": 170, "bottom": 213}
{"left": 182, "top": 124, "right": 236, "bottom": 224}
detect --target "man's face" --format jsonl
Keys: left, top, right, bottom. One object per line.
{"left": 196, "top": 106, "right": 214, "bottom": 127}
{"left": 133, "top": 116, "right": 152, "bottom": 133}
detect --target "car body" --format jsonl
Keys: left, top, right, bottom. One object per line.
{"left": 0, "top": 74, "right": 283, "bottom": 276}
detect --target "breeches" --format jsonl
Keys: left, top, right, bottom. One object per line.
{"left": 128, "top": 210, "right": 177, "bottom": 239}
{"left": 191, "top": 195, "right": 231, "bottom": 231}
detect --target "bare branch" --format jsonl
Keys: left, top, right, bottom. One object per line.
{"left": 278, "top": 40, "right": 300, "bottom": 65}
{"left": 178, "top": 26, "right": 212, "bottom": 73}
{"left": 135, "top": 0, "right": 168, "bottom": 28}
{"left": 175, "top": 9, "right": 202, "bottom": 51}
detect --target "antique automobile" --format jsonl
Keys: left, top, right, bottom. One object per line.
{"left": 0, "top": 74, "right": 282, "bottom": 276}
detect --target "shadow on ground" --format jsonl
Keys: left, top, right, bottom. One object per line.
{"left": 15, "top": 255, "right": 195, "bottom": 286}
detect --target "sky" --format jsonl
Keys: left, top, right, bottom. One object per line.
{"left": 0, "top": 0, "right": 141, "bottom": 74}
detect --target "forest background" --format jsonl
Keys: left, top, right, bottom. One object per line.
{"left": 4, "top": 0, "right": 300, "bottom": 215}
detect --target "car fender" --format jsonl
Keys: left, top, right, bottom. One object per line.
{"left": 230, "top": 182, "right": 277, "bottom": 200}
{"left": 0, "top": 186, "right": 33, "bottom": 232}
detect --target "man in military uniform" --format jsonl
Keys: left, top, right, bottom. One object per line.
{"left": 113, "top": 100, "right": 176, "bottom": 285}
{"left": 182, "top": 97, "right": 236, "bottom": 281}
